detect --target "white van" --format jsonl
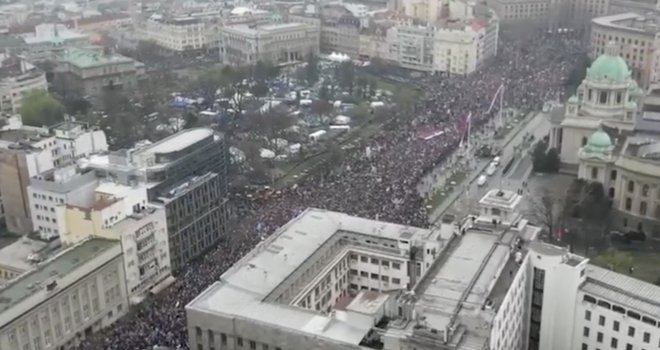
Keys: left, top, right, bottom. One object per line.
{"left": 492, "top": 156, "right": 501, "bottom": 166}
{"left": 486, "top": 164, "right": 497, "bottom": 176}
{"left": 477, "top": 175, "right": 487, "bottom": 187}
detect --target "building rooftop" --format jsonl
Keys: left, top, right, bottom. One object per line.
{"left": 0, "top": 238, "right": 119, "bottom": 319}
{"left": 592, "top": 12, "right": 660, "bottom": 34}
{"left": 0, "top": 237, "right": 48, "bottom": 273}
{"left": 22, "top": 23, "right": 88, "bottom": 45}
{"left": 188, "top": 207, "right": 541, "bottom": 348}
{"left": 582, "top": 264, "right": 660, "bottom": 319}
{"left": 187, "top": 208, "right": 437, "bottom": 345}
{"left": 58, "top": 47, "right": 134, "bottom": 69}
{"left": 478, "top": 188, "right": 522, "bottom": 210}
{"left": 134, "top": 127, "right": 214, "bottom": 156}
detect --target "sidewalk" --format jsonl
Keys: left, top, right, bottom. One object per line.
{"left": 428, "top": 111, "right": 543, "bottom": 223}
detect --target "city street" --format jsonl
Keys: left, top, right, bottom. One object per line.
{"left": 429, "top": 110, "right": 552, "bottom": 222}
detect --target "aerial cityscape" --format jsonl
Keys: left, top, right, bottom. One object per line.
{"left": 0, "top": 0, "right": 659, "bottom": 349}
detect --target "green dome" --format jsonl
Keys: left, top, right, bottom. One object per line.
{"left": 568, "top": 95, "right": 578, "bottom": 103}
{"left": 586, "top": 129, "right": 612, "bottom": 153}
{"left": 587, "top": 54, "right": 630, "bottom": 82}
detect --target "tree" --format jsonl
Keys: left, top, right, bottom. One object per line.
{"left": 183, "top": 112, "right": 199, "bottom": 129}
{"left": 19, "top": 90, "right": 66, "bottom": 127}
{"left": 545, "top": 148, "right": 560, "bottom": 172}
{"left": 528, "top": 187, "right": 561, "bottom": 242}
{"left": 311, "top": 100, "right": 332, "bottom": 118}
{"left": 392, "top": 86, "right": 416, "bottom": 115}
{"left": 566, "top": 53, "right": 590, "bottom": 93}
{"left": 562, "top": 179, "right": 611, "bottom": 252}
{"left": 305, "top": 53, "right": 319, "bottom": 84}
{"left": 100, "top": 88, "right": 142, "bottom": 148}
{"left": 531, "top": 140, "right": 559, "bottom": 173}
{"left": 336, "top": 62, "right": 355, "bottom": 94}
{"left": 319, "top": 84, "right": 330, "bottom": 101}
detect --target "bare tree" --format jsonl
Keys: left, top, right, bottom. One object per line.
{"left": 528, "top": 187, "right": 562, "bottom": 242}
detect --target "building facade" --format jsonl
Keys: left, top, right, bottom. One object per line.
{"left": 19, "top": 23, "right": 89, "bottom": 61}
{"left": 186, "top": 189, "right": 542, "bottom": 350}
{"left": 219, "top": 23, "right": 320, "bottom": 66}
{"left": 488, "top": 0, "right": 608, "bottom": 33}
{"left": 590, "top": 13, "right": 658, "bottom": 86}
{"left": 0, "top": 122, "right": 107, "bottom": 235}
{"left": 0, "top": 54, "right": 48, "bottom": 114}
{"left": 0, "top": 238, "right": 129, "bottom": 350}
{"left": 52, "top": 46, "right": 139, "bottom": 99}
{"left": 139, "top": 15, "right": 207, "bottom": 54}
{"left": 56, "top": 183, "right": 172, "bottom": 304}
{"left": 186, "top": 190, "right": 660, "bottom": 350}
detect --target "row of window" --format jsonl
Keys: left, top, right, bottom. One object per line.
{"left": 195, "top": 328, "right": 284, "bottom": 350}
{"left": 350, "top": 254, "right": 402, "bottom": 270}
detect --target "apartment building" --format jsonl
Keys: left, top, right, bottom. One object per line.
{"left": 0, "top": 54, "right": 47, "bottom": 114}
{"left": 187, "top": 188, "right": 660, "bottom": 350}
{"left": 219, "top": 23, "right": 320, "bottom": 66}
{"left": 0, "top": 238, "right": 129, "bottom": 350}
{"left": 590, "top": 13, "right": 658, "bottom": 86}
{"left": 52, "top": 46, "right": 139, "bottom": 99}
{"left": 487, "top": 0, "right": 608, "bottom": 33}
{"left": 56, "top": 183, "right": 172, "bottom": 303}
{"left": 0, "top": 122, "right": 107, "bottom": 235}
{"left": 139, "top": 14, "right": 207, "bottom": 54}
{"left": 82, "top": 128, "right": 229, "bottom": 273}
{"left": 19, "top": 23, "right": 89, "bottom": 61}
{"left": 28, "top": 167, "right": 99, "bottom": 240}
{"left": 384, "top": 4, "right": 499, "bottom": 74}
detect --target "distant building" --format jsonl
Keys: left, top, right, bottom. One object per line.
{"left": 487, "top": 0, "right": 608, "bottom": 33}
{"left": 0, "top": 237, "right": 48, "bottom": 282}
{"left": 139, "top": 14, "right": 207, "bottom": 54}
{"left": 19, "top": 23, "right": 89, "bottom": 61}
{"left": 0, "top": 122, "right": 108, "bottom": 235}
{"left": 0, "top": 54, "right": 48, "bottom": 114}
{"left": 590, "top": 13, "right": 658, "bottom": 86}
{"left": 0, "top": 238, "right": 129, "bottom": 350}
{"left": 187, "top": 189, "right": 660, "bottom": 350}
{"left": 56, "top": 183, "right": 172, "bottom": 304}
{"left": 291, "top": 5, "right": 362, "bottom": 58}
{"left": 219, "top": 23, "right": 320, "bottom": 66}
{"left": 52, "top": 46, "right": 139, "bottom": 100}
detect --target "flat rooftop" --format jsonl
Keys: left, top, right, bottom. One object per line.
{"left": 0, "top": 238, "right": 118, "bottom": 317}
{"left": 135, "top": 128, "right": 214, "bottom": 156}
{"left": 478, "top": 188, "right": 522, "bottom": 210}
{"left": 187, "top": 208, "right": 437, "bottom": 345}
{"left": 0, "top": 238, "right": 48, "bottom": 272}
{"left": 592, "top": 12, "right": 659, "bottom": 34}
{"left": 582, "top": 264, "right": 660, "bottom": 319}
{"left": 58, "top": 47, "right": 134, "bottom": 69}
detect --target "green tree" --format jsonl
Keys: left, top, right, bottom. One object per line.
{"left": 336, "top": 62, "right": 355, "bottom": 94}
{"left": 566, "top": 53, "right": 590, "bottom": 93}
{"left": 183, "top": 112, "right": 199, "bottom": 129}
{"left": 19, "top": 90, "right": 65, "bottom": 127}
{"left": 305, "top": 53, "right": 319, "bottom": 84}
{"left": 545, "top": 148, "right": 560, "bottom": 172}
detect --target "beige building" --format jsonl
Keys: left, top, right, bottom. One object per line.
{"left": 0, "top": 238, "right": 129, "bottom": 350}
{"left": 57, "top": 182, "right": 172, "bottom": 304}
{"left": 219, "top": 23, "right": 320, "bottom": 66}
{"left": 139, "top": 14, "right": 207, "bottom": 54}
{"left": 53, "top": 46, "right": 139, "bottom": 100}
{"left": 0, "top": 54, "right": 48, "bottom": 114}
{"left": 591, "top": 13, "right": 658, "bottom": 86}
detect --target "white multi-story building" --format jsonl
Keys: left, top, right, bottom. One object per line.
{"left": 0, "top": 54, "right": 48, "bottom": 114}
{"left": 373, "top": 2, "right": 498, "bottom": 74}
{"left": 139, "top": 14, "right": 207, "bottom": 53}
{"left": 0, "top": 237, "right": 129, "bottom": 350}
{"left": 27, "top": 167, "right": 99, "bottom": 240}
{"left": 55, "top": 181, "right": 172, "bottom": 304}
{"left": 0, "top": 237, "right": 48, "bottom": 283}
{"left": 219, "top": 23, "right": 320, "bottom": 66}
{"left": 186, "top": 189, "right": 541, "bottom": 350}
{"left": 0, "top": 121, "right": 107, "bottom": 235}
{"left": 187, "top": 188, "right": 660, "bottom": 350}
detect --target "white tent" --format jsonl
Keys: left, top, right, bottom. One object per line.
{"left": 260, "top": 148, "right": 276, "bottom": 159}
{"left": 370, "top": 101, "right": 385, "bottom": 108}
{"left": 328, "top": 52, "right": 351, "bottom": 62}
{"left": 333, "top": 115, "right": 351, "bottom": 125}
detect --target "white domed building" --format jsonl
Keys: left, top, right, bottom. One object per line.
{"left": 551, "top": 42, "right": 660, "bottom": 235}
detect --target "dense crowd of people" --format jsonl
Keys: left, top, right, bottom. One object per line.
{"left": 77, "top": 34, "right": 584, "bottom": 350}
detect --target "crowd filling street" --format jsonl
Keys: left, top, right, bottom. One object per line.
{"left": 77, "top": 34, "right": 584, "bottom": 350}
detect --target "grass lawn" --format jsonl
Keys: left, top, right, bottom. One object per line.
{"left": 425, "top": 169, "right": 468, "bottom": 211}
{"left": 589, "top": 249, "right": 660, "bottom": 284}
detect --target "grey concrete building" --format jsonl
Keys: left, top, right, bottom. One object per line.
{"left": 219, "top": 22, "right": 320, "bottom": 65}
{"left": 0, "top": 238, "right": 129, "bottom": 350}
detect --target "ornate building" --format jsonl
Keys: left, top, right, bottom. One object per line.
{"left": 551, "top": 42, "right": 660, "bottom": 235}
